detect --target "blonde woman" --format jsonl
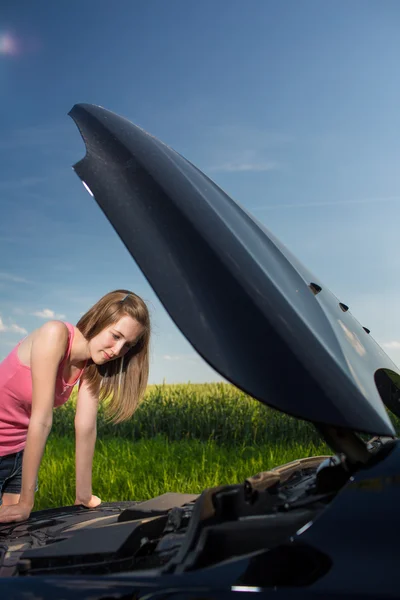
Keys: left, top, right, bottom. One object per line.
{"left": 0, "top": 290, "right": 151, "bottom": 523}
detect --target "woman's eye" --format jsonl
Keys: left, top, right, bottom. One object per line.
{"left": 112, "top": 334, "right": 119, "bottom": 340}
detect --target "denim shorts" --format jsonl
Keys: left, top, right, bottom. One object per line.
{"left": 0, "top": 450, "right": 24, "bottom": 505}
{"left": 0, "top": 450, "right": 39, "bottom": 505}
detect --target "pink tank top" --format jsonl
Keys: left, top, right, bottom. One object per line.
{"left": 0, "top": 322, "right": 87, "bottom": 457}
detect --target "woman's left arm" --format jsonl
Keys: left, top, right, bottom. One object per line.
{"left": 74, "top": 377, "right": 101, "bottom": 508}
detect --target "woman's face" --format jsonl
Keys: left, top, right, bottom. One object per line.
{"left": 89, "top": 315, "right": 144, "bottom": 364}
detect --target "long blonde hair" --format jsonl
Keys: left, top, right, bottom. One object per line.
{"left": 76, "top": 289, "right": 151, "bottom": 423}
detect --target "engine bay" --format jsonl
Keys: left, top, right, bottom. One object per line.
{"left": 0, "top": 453, "right": 350, "bottom": 580}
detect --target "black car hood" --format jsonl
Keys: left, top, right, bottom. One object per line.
{"left": 68, "top": 103, "right": 400, "bottom": 436}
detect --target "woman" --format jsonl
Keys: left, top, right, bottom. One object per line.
{"left": 0, "top": 289, "right": 151, "bottom": 523}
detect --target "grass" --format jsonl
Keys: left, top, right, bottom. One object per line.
{"left": 33, "top": 381, "right": 398, "bottom": 511}
{"left": 35, "top": 435, "right": 329, "bottom": 511}
{"left": 52, "top": 382, "right": 324, "bottom": 446}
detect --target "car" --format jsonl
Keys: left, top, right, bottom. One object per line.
{"left": 1, "top": 103, "right": 400, "bottom": 599}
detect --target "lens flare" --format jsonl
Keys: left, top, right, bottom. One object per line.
{"left": 0, "top": 33, "right": 19, "bottom": 56}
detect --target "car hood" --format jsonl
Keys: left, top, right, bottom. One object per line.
{"left": 68, "top": 103, "right": 400, "bottom": 436}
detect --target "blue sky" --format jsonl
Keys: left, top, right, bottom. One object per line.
{"left": 1, "top": 1, "right": 400, "bottom": 382}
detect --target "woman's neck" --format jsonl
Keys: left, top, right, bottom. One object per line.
{"left": 69, "top": 326, "right": 91, "bottom": 365}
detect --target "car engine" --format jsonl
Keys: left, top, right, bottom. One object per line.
{"left": 0, "top": 453, "right": 354, "bottom": 581}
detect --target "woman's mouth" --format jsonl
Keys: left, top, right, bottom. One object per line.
{"left": 103, "top": 351, "right": 112, "bottom": 360}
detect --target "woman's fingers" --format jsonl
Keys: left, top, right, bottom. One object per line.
{"left": 0, "top": 503, "right": 31, "bottom": 523}
{"left": 87, "top": 494, "right": 102, "bottom": 508}
{"left": 74, "top": 494, "right": 102, "bottom": 508}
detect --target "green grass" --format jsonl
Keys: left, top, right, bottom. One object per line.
{"left": 35, "top": 435, "right": 329, "bottom": 511}
{"left": 33, "top": 381, "right": 399, "bottom": 511}
{"left": 52, "top": 382, "right": 324, "bottom": 446}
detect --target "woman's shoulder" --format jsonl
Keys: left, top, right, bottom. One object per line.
{"left": 29, "top": 321, "right": 70, "bottom": 354}
{"left": 17, "top": 321, "right": 71, "bottom": 368}
{"left": 35, "top": 320, "right": 70, "bottom": 340}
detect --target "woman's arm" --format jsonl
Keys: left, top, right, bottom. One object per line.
{"left": 0, "top": 321, "right": 69, "bottom": 523}
{"left": 74, "top": 377, "right": 101, "bottom": 507}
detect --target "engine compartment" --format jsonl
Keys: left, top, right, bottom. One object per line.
{"left": 0, "top": 454, "right": 347, "bottom": 580}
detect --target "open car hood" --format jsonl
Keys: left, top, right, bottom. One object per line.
{"left": 69, "top": 103, "right": 400, "bottom": 437}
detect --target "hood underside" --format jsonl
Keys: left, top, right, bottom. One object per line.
{"left": 68, "top": 103, "right": 400, "bottom": 436}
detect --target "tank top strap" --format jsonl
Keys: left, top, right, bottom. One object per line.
{"left": 57, "top": 322, "right": 88, "bottom": 390}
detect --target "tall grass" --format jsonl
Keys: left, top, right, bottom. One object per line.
{"left": 52, "top": 382, "right": 323, "bottom": 445}
{"left": 36, "top": 435, "right": 329, "bottom": 510}
{"left": 33, "top": 382, "right": 397, "bottom": 511}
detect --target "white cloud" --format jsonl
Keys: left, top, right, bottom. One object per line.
{"left": 9, "top": 323, "right": 27, "bottom": 334}
{"left": 162, "top": 353, "right": 199, "bottom": 363}
{"left": 32, "top": 308, "right": 66, "bottom": 320}
{"left": 0, "top": 272, "right": 33, "bottom": 284}
{"left": 209, "top": 161, "right": 279, "bottom": 173}
{"left": 194, "top": 124, "right": 290, "bottom": 177}
{"left": 381, "top": 341, "right": 400, "bottom": 350}
{"left": 0, "top": 316, "right": 27, "bottom": 335}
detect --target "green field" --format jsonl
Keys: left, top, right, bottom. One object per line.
{"left": 52, "top": 383, "right": 324, "bottom": 445}
{"left": 36, "top": 436, "right": 328, "bottom": 510}
{"left": 34, "top": 382, "right": 399, "bottom": 511}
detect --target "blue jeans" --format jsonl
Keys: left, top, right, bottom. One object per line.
{"left": 0, "top": 450, "right": 24, "bottom": 505}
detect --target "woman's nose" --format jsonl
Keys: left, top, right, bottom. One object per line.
{"left": 113, "top": 341, "right": 126, "bottom": 356}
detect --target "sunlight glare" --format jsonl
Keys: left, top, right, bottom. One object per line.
{"left": 0, "top": 32, "right": 19, "bottom": 56}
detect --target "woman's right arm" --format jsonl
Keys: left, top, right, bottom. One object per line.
{"left": 0, "top": 321, "right": 68, "bottom": 523}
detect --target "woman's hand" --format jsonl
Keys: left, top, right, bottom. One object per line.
{"left": 74, "top": 494, "right": 101, "bottom": 508}
{"left": 0, "top": 501, "right": 32, "bottom": 523}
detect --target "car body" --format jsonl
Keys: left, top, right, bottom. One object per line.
{"left": 1, "top": 104, "right": 400, "bottom": 599}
